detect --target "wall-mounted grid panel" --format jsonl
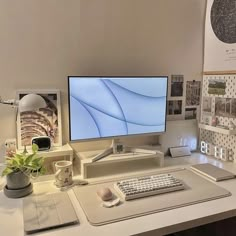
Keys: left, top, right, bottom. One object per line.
{"left": 200, "top": 75, "right": 236, "bottom": 161}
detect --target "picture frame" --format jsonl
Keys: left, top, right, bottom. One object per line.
{"left": 208, "top": 79, "right": 226, "bottom": 95}
{"left": 185, "top": 81, "right": 201, "bottom": 106}
{"left": 202, "top": 97, "right": 213, "bottom": 115}
{"left": 170, "top": 75, "right": 184, "bottom": 97}
{"left": 167, "top": 99, "right": 184, "bottom": 120}
{"left": 185, "top": 107, "right": 197, "bottom": 120}
{"left": 16, "top": 89, "right": 62, "bottom": 149}
{"left": 215, "top": 97, "right": 236, "bottom": 118}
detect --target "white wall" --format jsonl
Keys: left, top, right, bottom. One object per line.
{"left": 0, "top": 0, "right": 206, "bottom": 160}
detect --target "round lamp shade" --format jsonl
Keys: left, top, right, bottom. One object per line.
{"left": 19, "top": 94, "right": 47, "bottom": 112}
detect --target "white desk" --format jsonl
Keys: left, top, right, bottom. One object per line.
{"left": 1, "top": 153, "right": 236, "bottom": 236}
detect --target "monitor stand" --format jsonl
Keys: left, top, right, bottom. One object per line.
{"left": 90, "top": 139, "right": 159, "bottom": 162}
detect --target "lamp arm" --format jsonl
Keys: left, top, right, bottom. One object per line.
{"left": 0, "top": 97, "right": 18, "bottom": 107}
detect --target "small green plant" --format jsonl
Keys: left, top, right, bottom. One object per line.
{"left": 1, "top": 143, "right": 46, "bottom": 178}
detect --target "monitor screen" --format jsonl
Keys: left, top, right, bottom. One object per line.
{"left": 68, "top": 76, "right": 168, "bottom": 141}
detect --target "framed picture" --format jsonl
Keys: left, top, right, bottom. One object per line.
{"left": 185, "top": 107, "right": 197, "bottom": 120}
{"left": 215, "top": 97, "right": 236, "bottom": 118}
{"left": 185, "top": 81, "right": 201, "bottom": 106}
{"left": 170, "top": 75, "right": 184, "bottom": 97}
{"left": 202, "top": 97, "right": 213, "bottom": 115}
{"left": 167, "top": 100, "right": 184, "bottom": 120}
{"left": 16, "top": 90, "right": 62, "bottom": 149}
{"left": 208, "top": 79, "right": 226, "bottom": 95}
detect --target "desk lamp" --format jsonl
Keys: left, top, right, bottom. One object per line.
{"left": 0, "top": 93, "right": 47, "bottom": 112}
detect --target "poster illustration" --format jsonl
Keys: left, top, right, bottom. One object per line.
{"left": 16, "top": 90, "right": 62, "bottom": 149}
{"left": 204, "top": 0, "right": 236, "bottom": 73}
{"left": 208, "top": 78, "right": 226, "bottom": 95}
{"left": 170, "top": 75, "right": 184, "bottom": 97}
{"left": 185, "top": 81, "right": 201, "bottom": 106}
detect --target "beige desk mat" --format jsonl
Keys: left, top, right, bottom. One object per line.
{"left": 73, "top": 169, "right": 232, "bottom": 226}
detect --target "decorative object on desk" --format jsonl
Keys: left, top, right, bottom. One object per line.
{"left": 5, "top": 138, "right": 16, "bottom": 157}
{"left": 201, "top": 140, "right": 234, "bottom": 162}
{"left": 31, "top": 136, "right": 51, "bottom": 151}
{"left": 202, "top": 115, "right": 212, "bottom": 125}
{"left": 211, "top": 116, "right": 218, "bottom": 126}
{"left": 1, "top": 144, "right": 45, "bottom": 198}
{"left": 228, "top": 149, "right": 234, "bottom": 162}
{"left": 205, "top": 143, "right": 214, "bottom": 156}
{"left": 200, "top": 141, "right": 214, "bottom": 156}
{"left": 200, "top": 141, "right": 207, "bottom": 154}
{"left": 16, "top": 90, "right": 62, "bottom": 150}
{"left": 112, "top": 140, "right": 125, "bottom": 154}
{"left": 214, "top": 146, "right": 221, "bottom": 159}
{"left": 214, "top": 146, "right": 229, "bottom": 161}
{"left": 228, "top": 121, "right": 236, "bottom": 130}
{"left": 54, "top": 160, "right": 73, "bottom": 188}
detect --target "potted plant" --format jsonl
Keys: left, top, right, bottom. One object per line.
{"left": 1, "top": 144, "right": 45, "bottom": 198}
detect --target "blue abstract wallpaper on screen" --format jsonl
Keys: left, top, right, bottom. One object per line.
{"left": 69, "top": 77, "right": 167, "bottom": 141}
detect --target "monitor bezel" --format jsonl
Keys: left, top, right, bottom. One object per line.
{"left": 68, "top": 75, "right": 168, "bottom": 142}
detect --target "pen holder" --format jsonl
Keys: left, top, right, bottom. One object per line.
{"left": 54, "top": 160, "right": 73, "bottom": 187}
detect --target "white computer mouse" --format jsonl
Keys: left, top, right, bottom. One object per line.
{"left": 97, "top": 187, "right": 113, "bottom": 201}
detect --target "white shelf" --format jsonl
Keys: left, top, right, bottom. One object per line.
{"left": 76, "top": 146, "right": 164, "bottom": 179}
{"left": 199, "top": 123, "right": 236, "bottom": 135}
{"left": 17, "top": 143, "right": 74, "bottom": 161}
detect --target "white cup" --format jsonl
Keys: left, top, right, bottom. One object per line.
{"left": 54, "top": 160, "right": 73, "bottom": 187}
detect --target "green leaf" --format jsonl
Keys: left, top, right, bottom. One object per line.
{"left": 1, "top": 167, "right": 14, "bottom": 177}
{"left": 12, "top": 158, "right": 19, "bottom": 166}
{"left": 25, "top": 153, "right": 35, "bottom": 165}
{"left": 32, "top": 143, "right": 39, "bottom": 153}
{"left": 13, "top": 153, "right": 24, "bottom": 159}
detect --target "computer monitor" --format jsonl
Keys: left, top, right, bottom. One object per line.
{"left": 68, "top": 76, "right": 168, "bottom": 142}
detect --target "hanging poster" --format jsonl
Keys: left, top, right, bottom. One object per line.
{"left": 204, "top": 0, "right": 236, "bottom": 73}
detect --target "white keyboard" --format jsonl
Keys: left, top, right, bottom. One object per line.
{"left": 114, "top": 173, "right": 185, "bottom": 200}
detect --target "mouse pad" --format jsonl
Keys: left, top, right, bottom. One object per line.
{"left": 73, "top": 169, "right": 232, "bottom": 226}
